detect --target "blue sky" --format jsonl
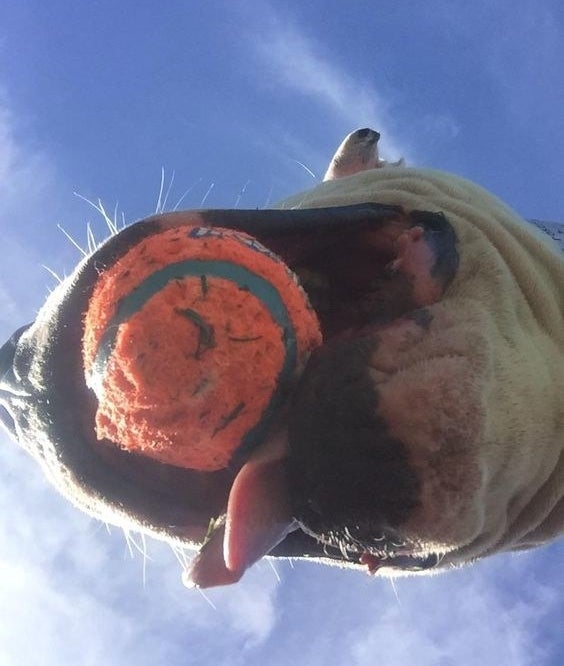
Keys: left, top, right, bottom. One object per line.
{"left": 1, "top": 1, "right": 563, "bottom": 664}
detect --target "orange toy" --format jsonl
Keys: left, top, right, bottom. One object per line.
{"left": 83, "top": 225, "right": 321, "bottom": 471}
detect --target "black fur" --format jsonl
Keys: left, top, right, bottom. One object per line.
{"left": 287, "top": 334, "right": 421, "bottom": 549}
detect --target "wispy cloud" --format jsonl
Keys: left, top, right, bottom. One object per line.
{"left": 0, "top": 429, "right": 282, "bottom": 664}
{"left": 231, "top": 549, "right": 562, "bottom": 666}
{"left": 0, "top": 97, "right": 61, "bottom": 324}
{"left": 250, "top": 17, "right": 409, "bottom": 162}
{"left": 230, "top": 3, "right": 415, "bottom": 171}
{"left": 0, "top": 101, "right": 56, "bottom": 217}
{"left": 349, "top": 560, "right": 556, "bottom": 666}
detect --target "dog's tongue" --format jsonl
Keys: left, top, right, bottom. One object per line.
{"left": 185, "top": 431, "right": 296, "bottom": 588}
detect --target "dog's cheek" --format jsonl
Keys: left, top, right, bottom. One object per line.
{"left": 370, "top": 311, "right": 490, "bottom": 550}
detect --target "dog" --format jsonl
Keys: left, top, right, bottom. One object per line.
{"left": 1, "top": 129, "right": 562, "bottom": 588}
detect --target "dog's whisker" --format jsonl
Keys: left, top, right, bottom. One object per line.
{"left": 73, "top": 192, "right": 120, "bottom": 238}
{"left": 111, "top": 202, "right": 120, "bottom": 235}
{"left": 234, "top": 180, "right": 250, "bottom": 209}
{"left": 86, "top": 223, "right": 97, "bottom": 255}
{"left": 141, "top": 532, "right": 149, "bottom": 588}
{"left": 122, "top": 528, "right": 136, "bottom": 559}
{"left": 122, "top": 530, "right": 147, "bottom": 559}
{"left": 388, "top": 576, "right": 402, "bottom": 606}
{"left": 57, "top": 223, "right": 89, "bottom": 257}
{"left": 169, "top": 542, "right": 191, "bottom": 571}
{"left": 161, "top": 169, "right": 176, "bottom": 212}
{"left": 41, "top": 264, "right": 63, "bottom": 284}
{"left": 173, "top": 177, "right": 202, "bottom": 211}
{"left": 262, "top": 184, "right": 274, "bottom": 209}
{"left": 155, "top": 166, "right": 166, "bottom": 214}
{"left": 197, "top": 588, "right": 218, "bottom": 611}
{"left": 267, "top": 558, "right": 281, "bottom": 583}
{"left": 95, "top": 198, "right": 118, "bottom": 234}
{"left": 291, "top": 158, "right": 318, "bottom": 180}
{"left": 200, "top": 182, "right": 215, "bottom": 207}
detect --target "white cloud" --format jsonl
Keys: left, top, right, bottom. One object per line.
{"left": 235, "top": 548, "right": 562, "bottom": 666}
{"left": 0, "top": 431, "right": 282, "bottom": 664}
{"left": 0, "top": 557, "right": 137, "bottom": 666}
{"left": 349, "top": 560, "right": 556, "bottom": 666}
{"left": 420, "top": 113, "right": 461, "bottom": 141}
{"left": 245, "top": 9, "right": 410, "bottom": 163}
{"left": 0, "top": 97, "right": 63, "bottom": 326}
{"left": 0, "top": 101, "right": 56, "bottom": 216}
{"left": 0, "top": 282, "right": 18, "bottom": 326}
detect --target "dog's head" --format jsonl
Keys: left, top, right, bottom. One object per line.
{"left": 1, "top": 130, "right": 563, "bottom": 588}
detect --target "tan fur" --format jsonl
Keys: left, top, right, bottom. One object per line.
{"left": 278, "top": 167, "right": 564, "bottom": 565}
{"left": 323, "top": 128, "right": 404, "bottom": 181}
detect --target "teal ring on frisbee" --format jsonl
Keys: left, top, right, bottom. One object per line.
{"left": 87, "top": 258, "right": 298, "bottom": 468}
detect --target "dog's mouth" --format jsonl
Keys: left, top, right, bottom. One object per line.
{"left": 186, "top": 507, "right": 442, "bottom": 589}
{"left": 0, "top": 204, "right": 458, "bottom": 587}
{"left": 297, "top": 521, "right": 443, "bottom": 573}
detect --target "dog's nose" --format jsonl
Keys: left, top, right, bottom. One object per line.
{"left": 354, "top": 128, "right": 380, "bottom": 141}
{"left": 0, "top": 324, "right": 31, "bottom": 437}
